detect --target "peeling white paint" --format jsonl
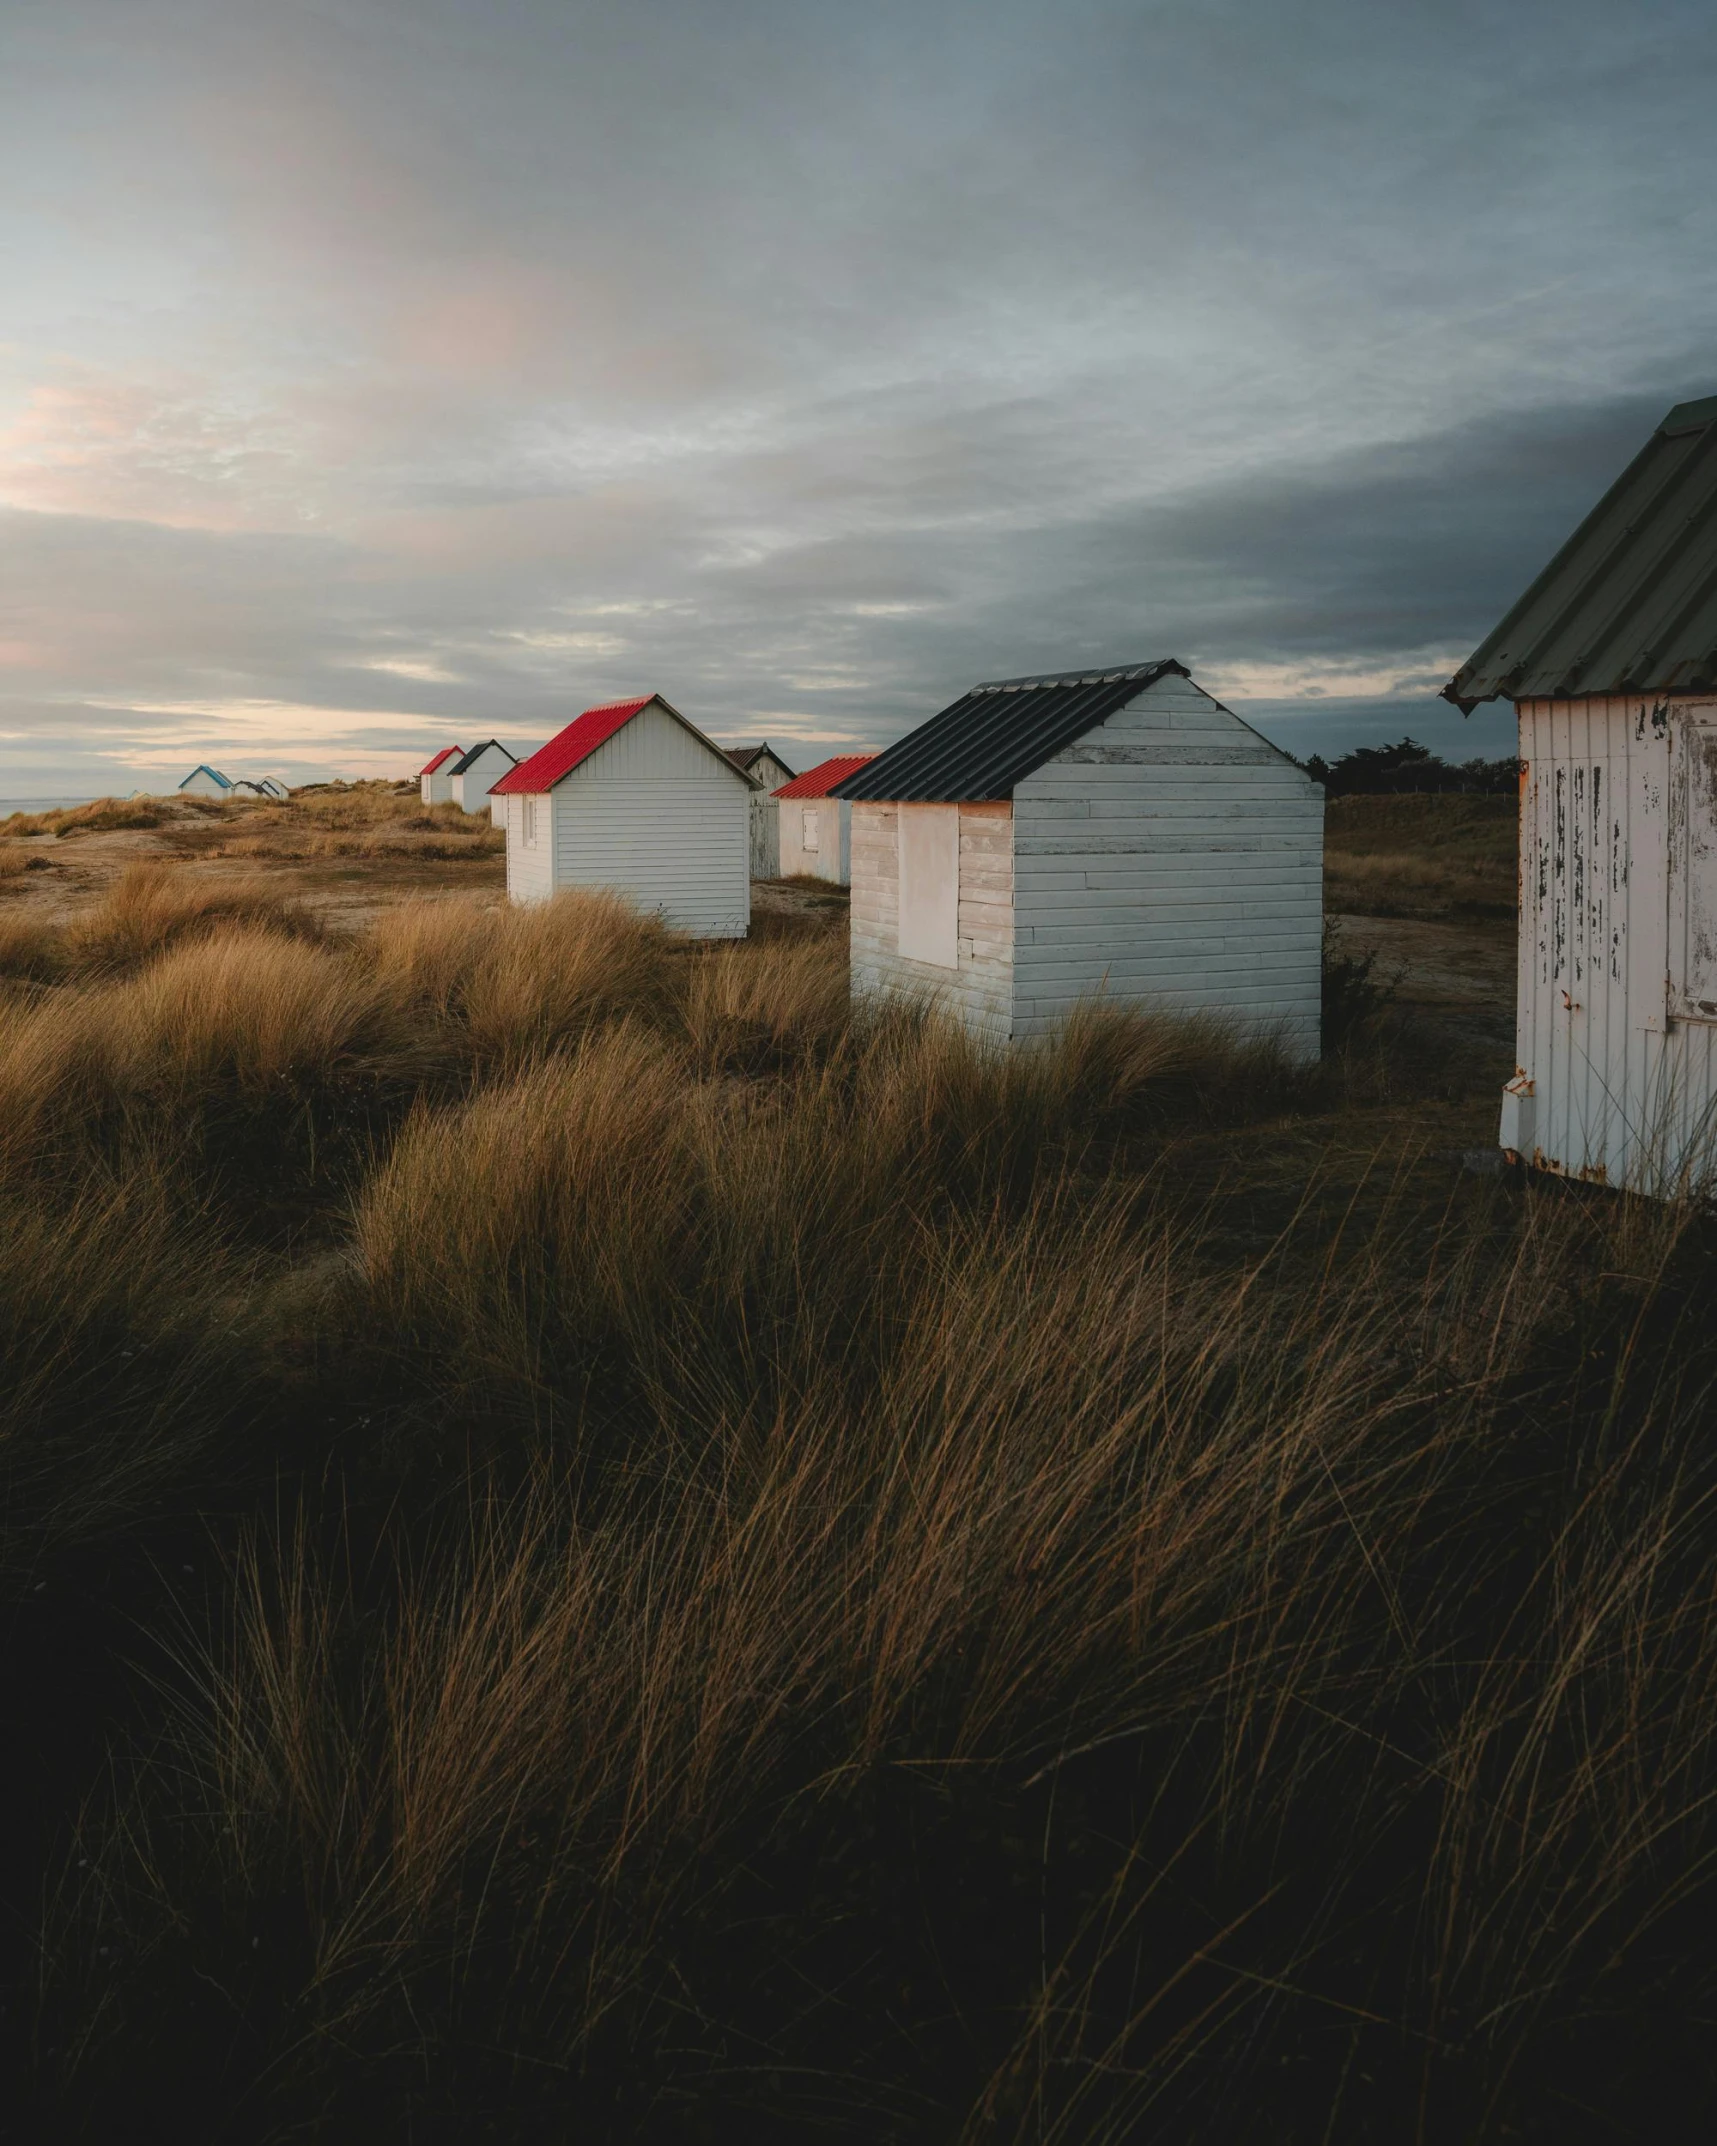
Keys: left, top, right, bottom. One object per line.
{"left": 1511, "top": 695, "right": 1717, "bottom": 1194}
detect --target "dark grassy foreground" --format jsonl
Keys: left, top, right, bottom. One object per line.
{"left": 1, "top": 865, "right": 1714, "bottom": 2142}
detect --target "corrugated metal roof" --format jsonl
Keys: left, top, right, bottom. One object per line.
{"left": 773, "top": 753, "right": 876, "bottom": 799}
{"left": 491, "top": 695, "right": 752, "bottom": 795}
{"left": 832, "top": 661, "right": 1188, "bottom": 802}
{"left": 1445, "top": 395, "right": 1717, "bottom": 711}
{"left": 418, "top": 746, "right": 462, "bottom": 777}
{"left": 491, "top": 699, "right": 652, "bottom": 794}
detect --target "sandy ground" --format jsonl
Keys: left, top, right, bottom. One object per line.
{"left": 1328, "top": 908, "right": 1515, "bottom": 1060}
{"left": 0, "top": 823, "right": 508, "bottom": 931}
{"left": 1, "top": 819, "right": 1518, "bottom": 1058}
{"left": 0, "top": 819, "right": 864, "bottom": 937}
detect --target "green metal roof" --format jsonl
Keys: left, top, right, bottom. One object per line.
{"left": 1445, "top": 394, "right": 1717, "bottom": 711}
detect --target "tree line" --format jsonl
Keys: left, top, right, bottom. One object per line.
{"left": 1299, "top": 735, "right": 1521, "bottom": 796}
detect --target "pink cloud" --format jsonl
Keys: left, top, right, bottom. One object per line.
{"left": 0, "top": 367, "right": 314, "bottom": 531}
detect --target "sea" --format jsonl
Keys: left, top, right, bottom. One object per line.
{"left": 0, "top": 794, "right": 122, "bottom": 820}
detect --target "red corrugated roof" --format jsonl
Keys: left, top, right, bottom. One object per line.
{"left": 419, "top": 746, "right": 463, "bottom": 777}
{"left": 773, "top": 754, "right": 877, "bottom": 799}
{"left": 490, "top": 697, "right": 654, "bottom": 795}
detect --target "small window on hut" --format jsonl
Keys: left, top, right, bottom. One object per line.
{"left": 897, "top": 804, "right": 959, "bottom": 969}
{"left": 1673, "top": 711, "right": 1717, "bottom": 1021}
{"left": 521, "top": 796, "right": 539, "bottom": 848}
{"left": 801, "top": 807, "right": 820, "bottom": 853}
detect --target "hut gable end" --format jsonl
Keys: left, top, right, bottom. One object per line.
{"left": 501, "top": 693, "right": 750, "bottom": 938}
{"left": 1008, "top": 670, "right": 1322, "bottom": 1050}
{"left": 571, "top": 700, "right": 745, "bottom": 787}
{"left": 1028, "top": 672, "right": 1306, "bottom": 772}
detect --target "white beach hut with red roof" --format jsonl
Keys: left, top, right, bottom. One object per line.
{"left": 773, "top": 754, "right": 876, "bottom": 884}
{"left": 419, "top": 746, "right": 463, "bottom": 806}
{"left": 491, "top": 694, "right": 753, "bottom": 936}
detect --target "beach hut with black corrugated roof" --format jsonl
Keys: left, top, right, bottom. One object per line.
{"left": 447, "top": 739, "right": 517, "bottom": 823}
{"left": 832, "top": 660, "right": 1322, "bottom": 1053}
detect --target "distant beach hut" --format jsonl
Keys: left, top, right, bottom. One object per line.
{"left": 254, "top": 776, "right": 290, "bottom": 800}
{"left": 448, "top": 739, "right": 517, "bottom": 823}
{"left": 419, "top": 747, "right": 464, "bottom": 805}
{"left": 834, "top": 661, "right": 1323, "bottom": 1052}
{"left": 773, "top": 755, "right": 876, "bottom": 884}
{"left": 178, "top": 765, "right": 235, "bottom": 799}
{"left": 1445, "top": 392, "right": 1717, "bottom": 1194}
{"left": 493, "top": 694, "right": 753, "bottom": 936}
{"left": 723, "top": 742, "right": 797, "bottom": 877}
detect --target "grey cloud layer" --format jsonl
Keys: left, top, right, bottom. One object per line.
{"left": 2, "top": 0, "right": 1714, "bottom": 783}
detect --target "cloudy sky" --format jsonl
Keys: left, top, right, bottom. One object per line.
{"left": 2, "top": 0, "right": 1713, "bottom": 795}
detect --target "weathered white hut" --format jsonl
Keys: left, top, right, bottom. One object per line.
{"left": 493, "top": 694, "right": 753, "bottom": 936}
{"left": 178, "top": 765, "right": 235, "bottom": 799}
{"left": 833, "top": 661, "right": 1323, "bottom": 1053}
{"left": 774, "top": 755, "right": 876, "bottom": 884}
{"left": 254, "top": 776, "right": 290, "bottom": 800}
{"left": 448, "top": 739, "right": 516, "bottom": 822}
{"left": 1446, "top": 393, "right": 1717, "bottom": 1194}
{"left": 724, "top": 743, "right": 796, "bottom": 877}
{"left": 419, "top": 747, "right": 464, "bottom": 805}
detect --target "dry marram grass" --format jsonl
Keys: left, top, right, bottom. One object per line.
{"left": 1, "top": 860, "right": 1713, "bottom": 2142}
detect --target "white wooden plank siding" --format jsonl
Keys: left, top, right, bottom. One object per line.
{"left": 1011, "top": 673, "right": 1321, "bottom": 1055}
{"left": 779, "top": 798, "right": 854, "bottom": 883}
{"left": 1510, "top": 695, "right": 1717, "bottom": 1193}
{"left": 750, "top": 795, "right": 780, "bottom": 877}
{"left": 452, "top": 743, "right": 515, "bottom": 817}
{"left": 850, "top": 801, "right": 1014, "bottom": 1040}
{"left": 505, "top": 791, "right": 556, "bottom": 905}
{"left": 551, "top": 701, "right": 749, "bottom": 938}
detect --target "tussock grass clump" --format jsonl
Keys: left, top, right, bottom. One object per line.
{"left": 0, "top": 930, "right": 439, "bottom": 1208}
{"left": 369, "top": 890, "right": 680, "bottom": 1063}
{"left": 684, "top": 930, "right": 851, "bottom": 1070}
{"left": 0, "top": 795, "right": 221, "bottom": 838}
{"left": 356, "top": 1027, "right": 701, "bottom": 1405}
{"left": 62, "top": 861, "right": 328, "bottom": 974}
{"left": 0, "top": 912, "right": 66, "bottom": 981}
